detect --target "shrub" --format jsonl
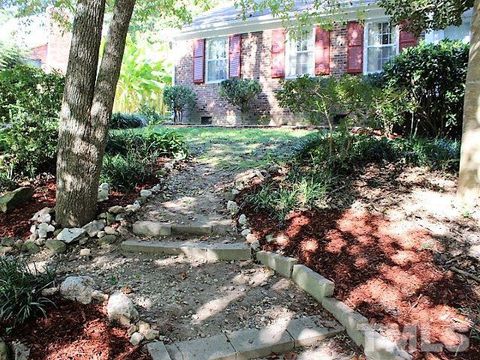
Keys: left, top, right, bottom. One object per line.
{"left": 106, "top": 129, "right": 188, "bottom": 159}
{"left": 382, "top": 40, "right": 469, "bottom": 138}
{"left": 0, "top": 64, "right": 64, "bottom": 122}
{"left": 276, "top": 75, "right": 375, "bottom": 133}
{"left": 1, "top": 110, "right": 58, "bottom": 178}
{"left": 100, "top": 153, "right": 156, "bottom": 191}
{"left": 103, "top": 129, "right": 188, "bottom": 190}
{"left": 0, "top": 257, "right": 56, "bottom": 326}
{"left": 301, "top": 133, "right": 460, "bottom": 173}
{"left": 138, "top": 104, "right": 168, "bottom": 125}
{"left": 219, "top": 79, "right": 262, "bottom": 120}
{"left": 0, "top": 41, "right": 27, "bottom": 70}
{"left": 163, "top": 85, "right": 196, "bottom": 123}
{"left": 110, "top": 112, "right": 147, "bottom": 129}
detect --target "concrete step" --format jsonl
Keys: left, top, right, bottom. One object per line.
{"left": 147, "top": 315, "right": 344, "bottom": 360}
{"left": 121, "top": 239, "right": 252, "bottom": 262}
{"left": 132, "top": 220, "right": 234, "bottom": 237}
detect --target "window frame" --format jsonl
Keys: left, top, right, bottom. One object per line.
{"left": 363, "top": 20, "right": 400, "bottom": 74}
{"left": 285, "top": 28, "right": 316, "bottom": 79}
{"left": 205, "top": 36, "right": 229, "bottom": 84}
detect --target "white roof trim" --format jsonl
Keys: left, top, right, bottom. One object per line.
{"left": 174, "top": 3, "right": 386, "bottom": 41}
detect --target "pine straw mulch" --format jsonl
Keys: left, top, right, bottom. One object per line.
{"left": 240, "top": 165, "right": 480, "bottom": 360}
{"left": 2, "top": 298, "right": 150, "bottom": 360}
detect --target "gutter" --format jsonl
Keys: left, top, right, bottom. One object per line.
{"left": 173, "top": 3, "right": 385, "bottom": 41}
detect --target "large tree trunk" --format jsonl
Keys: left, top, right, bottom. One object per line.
{"left": 458, "top": 0, "right": 480, "bottom": 207}
{"left": 56, "top": 0, "right": 136, "bottom": 227}
{"left": 56, "top": 0, "right": 106, "bottom": 227}
{"left": 87, "top": 0, "right": 137, "bottom": 217}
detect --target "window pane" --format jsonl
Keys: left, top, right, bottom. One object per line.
{"left": 368, "top": 22, "right": 394, "bottom": 46}
{"left": 207, "top": 38, "right": 227, "bottom": 60}
{"left": 367, "top": 46, "right": 395, "bottom": 72}
{"left": 206, "top": 38, "right": 227, "bottom": 82}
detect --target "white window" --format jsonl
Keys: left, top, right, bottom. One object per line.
{"left": 206, "top": 37, "right": 228, "bottom": 83}
{"left": 286, "top": 30, "right": 315, "bottom": 78}
{"left": 365, "top": 22, "right": 398, "bottom": 73}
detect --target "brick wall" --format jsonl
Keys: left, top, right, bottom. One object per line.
{"left": 175, "top": 25, "right": 350, "bottom": 125}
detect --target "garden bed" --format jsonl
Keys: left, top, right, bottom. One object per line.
{"left": 240, "top": 165, "right": 480, "bottom": 359}
{"left": 1, "top": 297, "right": 150, "bottom": 360}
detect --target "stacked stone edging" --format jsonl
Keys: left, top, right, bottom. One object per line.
{"left": 147, "top": 315, "right": 343, "bottom": 360}
{"left": 255, "top": 250, "right": 411, "bottom": 360}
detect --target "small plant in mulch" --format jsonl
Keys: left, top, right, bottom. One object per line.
{"left": 0, "top": 257, "right": 56, "bottom": 327}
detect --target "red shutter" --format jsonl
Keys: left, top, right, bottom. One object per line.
{"left": 399, "top": 28, "right": 418, "bottom": 51}
{"left": 229, "top": 34, "right": 242, "bottom": 78}
{"left": 271, "top": 29, "right": 286, "bottom": 78}
{"left": 193, "top": 39, "right": 205, "bottom": 84}
{"left": 347, "top": 22, "right": 364, "bottom": 74}
{"left": 315, "top": 27, "right": 330, "bottom": 75}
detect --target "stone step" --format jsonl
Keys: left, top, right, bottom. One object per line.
{"left": 147, "top": 315, "right": 344, "bottom": 360}
{"left": 132, "top": 220, "right": 234, "bottom": 237}
{"left": 121, "top": 240, "right": 252, "bottom": 262}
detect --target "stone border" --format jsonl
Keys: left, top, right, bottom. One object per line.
{"left": 255, "top": 251, "right": 412, "bottom": 360}
{"left": 147, "top": 315, "right": 344, "bottom": 360}
{"left": 121, "top": 240, "right": 252, "bottom": 262}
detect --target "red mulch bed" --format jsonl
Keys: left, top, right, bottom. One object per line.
{"left": 0, "top": 177, "right": 158, "bottom": 240}
{"left": 244, "top": 206, "right": 480, "bottom": 359}
{"left": 2, "top": 298, "right": 150, "bottom": 360}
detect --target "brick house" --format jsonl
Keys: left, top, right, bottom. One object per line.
{"left": 172, "top": 1, "right": 472, "bottom": 125}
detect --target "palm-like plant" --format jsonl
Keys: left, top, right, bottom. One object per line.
{"left": 113, "top": 35, "right": 172, "bottom": 114}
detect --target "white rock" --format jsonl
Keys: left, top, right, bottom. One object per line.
{"left": 60, "top": 276, "right": 95, "bottom": 304}
{"left": 37, "top": 223, "right": 55, "bottom": 239}
{"left": 125, "top": 204, "right": 141, "bottom": 213}
{"left": 241, "top": 228, "right": 251, "bottom": 237}
{"left": 98, "top": 189, "right": 109, "bottom": 202}
{"left": 92, "top": 290, "right": 108, "bottom": 302}
{"left": 11, "top": 341, "right": 29, "bottom": 360}
{"left": 137, "top": 321, "right": 151, "bottom": 336}
{"left": 83, "top": 220, "right": 106, "bottom": 237}
{"left": 56, "top": 228, "right": 86, "bottom": 244}
{"left": 108, "top": 206, "right": 124, "bottom": 214}
{"left": 140, "top": 189, "right": 153, "bottom": 198}
{"left": 151, "top": 184, "right": 161, "bottom": 193}
{"left": 104, "top": 226, "right": 117, "bottom": 235}
{"left": 41, "top": 287, "right": 59, "bottom": 297}
{"left": 97, "top": 231, "right": 106, "bottom": 238}
{"left": 227, "top": 201, "right": 239, "bottom": 215}
{"left": 99, "top": 183, "right": 110, "bottom": 192}
{"left": 144, "top": 329, "right": 159, "bottom": 340}
{"left": 238, "top": 214, "right": 247, "bottom": 226}
{"left": 31, "top": 207, "right": 52, "bottom": 223}
{"left": 246, "top": 234, "right": 258, "bottom": 243}
{"left": 79, "top": 248, "right": 91, "bottom": 257}
{"left": 130, "top": 332, "right": 144, "bottom": 346}
{"left": 30, "top": 224, "right": 36, "bottom": 235}
{"left": 107, "top": 292, "right": 139, "bottom": 326}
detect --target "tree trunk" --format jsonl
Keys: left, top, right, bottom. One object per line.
{"left": 56, "top": 0, "right": 136, "bottom": 227}
{"left": 87, "top": 0, "right": 137, "bottom": 215}
{"left": 458, "top": 0, "right": 480, "bottom": 207}
{"left": 56, "top": 0, "right": 106, "bottom": 227}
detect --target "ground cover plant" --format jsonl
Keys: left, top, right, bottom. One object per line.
{"left": 0, "top": 257, "right": 56, "bottom": 326}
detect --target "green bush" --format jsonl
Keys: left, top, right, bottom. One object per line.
{"left": 138, "top": 104, "right": 168, "bottom": 125}
{"left": 0, "top": 257, "right": 56, "bottom": 326}
{"left": 246, "top": 169, "right": 332, "bottom": 222}
{"left": 110, "top": 112, "right": 147, "bottom": 129}
{"left": 301, "top": 133, "right": 460, "bottom": 173}
{"left": 103, "top": 129, "right": 188, "bottom": 190}
{"left": 100, "top": 153, "right": 156, "bottom": 191}
{"left": 382, "top": 40, "right": 469, "bottom": 138}
{"left": 219, "top": 79, "right": 262, "bottom": 118}
{"left": 0, "top": 41, "right": 27, "bottom": 70}
{"left": 0, "top": 64, "right": 64, "bottom": 122}
{"left": 106, "top": 129, "right": 188, "bottom": 159}
{"left": 1, "top": 110, "right": 58, "bottom": 178}
{"left": 276, "top": 75, "right": 374, "bottom": 129}
{"left": 163, "top": 85, "right": 196, "bottom": 123}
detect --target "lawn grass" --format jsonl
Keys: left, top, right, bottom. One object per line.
{"left": 145, "top": 126, "right": 317, "bottom": 171}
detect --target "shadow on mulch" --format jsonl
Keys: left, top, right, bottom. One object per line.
{"left": 239, "top": 170, "right": 480, "bottom": 359}
{"left": 1, "top": 298, "right": 150, "bottom": 360}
